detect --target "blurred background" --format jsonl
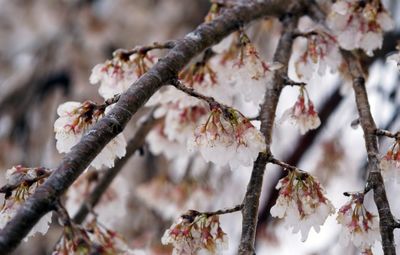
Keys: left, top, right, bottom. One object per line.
{"left": 0, "top": 0, "right": 400, "bottom": 254}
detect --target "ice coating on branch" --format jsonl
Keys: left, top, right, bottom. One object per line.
{"left": 270, "top": 170, "right": 335, "bottom": 241}
{"left": 188, "top": 107, "right": 265, "bottom": 169}
{"left": 336, "top": 193, "right": 380, "bottom": 250}
{"left": 54, "top": 101, "right": 127, "bottom": 170}
{"left": 162, "top": 210, "right": 228, "bottom": 255}
{"left": 327, "top": 0, "right": 394, "bottom": 56}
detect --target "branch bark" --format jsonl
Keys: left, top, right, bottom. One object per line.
{"left": 0, "top": 1, "right": 295, "bottom": 253}
{"left": 343, "top": 51, "right": 399, "bottom": 255}
{"left": 238, "top": 14, "right": 298, "bottom": 255}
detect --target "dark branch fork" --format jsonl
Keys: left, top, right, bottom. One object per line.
{"left": 0, "top": 0, "right": 295, "bottom": 252}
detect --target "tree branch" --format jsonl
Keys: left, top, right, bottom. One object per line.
{"left": 343, "top": 51, "right": 399, "bottom": 255}
{"left": 238, "top": 14, "right": 299, "bottom": 255}
{"left": 0, "top": 1, "right": 296, "bottom": 252}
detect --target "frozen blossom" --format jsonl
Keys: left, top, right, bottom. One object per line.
{"left": 54, "top": 101, "right": 127, "bottom": 170}
{"left": 380, "top": 141, "right": 400, "bottom": 183}
{"left": 162, "top": 210, "right": 228, "bottom": 255}
{"left": 327, "top": 0, "right": 394, "bottom": 56}
{"left": 280, "top": 87, "right": 321, "bottom": 134}
{"left": 90, "top": 50, "right": 155, "bottom": 99}
{"left": 189, "top": 107, "right": 265, "bottom": 169}
{"left": 146, "top": 121, "right": 189, "bottom": 160}
{"left": 230, "top": 42, "right": 282, "bottom": 105}
{"left": 0, "top": 166, "right": 52, "bottom": 241}
{"left": 294, "top": 17, "right": 342, "bottom": 80}
{"left": 179, "top": 58, "right": 235, "bottom": 106}
{"left": 336, "top": 192, "right": 380, "bottom": 250}
{"left": 270, "top": 170, "right": 335, "bottom": 241}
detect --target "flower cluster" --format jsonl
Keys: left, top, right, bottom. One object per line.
{"left": 294, "top": 18, "right": 342, "bottom": 80}
{"left": 189, "top": 107, "right": 266, "bottom": 169}
{"left": 161, "top": 210, "right": 228, "bottom": 255}
{"left": 336, "top": 192, "right": 380, "bottom": 250}
{"left": 230, "top": 40, "right": 282, "bottom": 105}
{"left": 327, "top": 0, "right": 394, "bottom": 56}
{"left": 270, "top": 170, "right": 335, "bottom": 241}
{"left": 380, "top": 141, "right": 400, "bottom": 182}
{"left": 179, "top": 57, "right": 234, "bottom": 106}
{"left": 54, "top": 101, "right": 127, "bottom": 170}
{"left": 90, "top": 50, "right": 155, "bottom": 99}
{"left": 280, "top": 87, "right": 321, "bottom": 134}
{"left": 0, "top": 166, "right": 52, "bottom": 241}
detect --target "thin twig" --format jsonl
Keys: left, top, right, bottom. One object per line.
{"left": 375, "top": 129, "right": 400, "bottom": 140}
{"left": 169, "top": 79, "right": 224, "bottom": 110}
{"left": 0, "top": 169, "right": 51, "bottom": 195}
{"left": 113, "top": 41, "right": 176, "bottom": 58}
{"left": 202, "top": 204, "right": 243, "bottom": 217}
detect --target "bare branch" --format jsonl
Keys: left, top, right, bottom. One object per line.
{"left": 238, "top": 14, "right": 299, "bottom": 255}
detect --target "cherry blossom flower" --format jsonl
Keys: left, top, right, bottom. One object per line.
{"left": 380, "top": 141, "right": 400, "bottom": 182}
{"left": 90, "top": 50, "right": 155, "bottom": 99}
{"left": 336, "top": 192, "right": 380, "bottom": 250}
{"left": 0, "top": 166, "right": 52, "bottom": 241}
{"left": 270, "top": 170, "right": 335, "bottom": 241}
{"left": 146, "top": 121, "right": 189, "bottom": 160}
{"left": 230, "top": 41, "right": 282, "bottom": 105}
{"left": 162, "top": 210, "right": 228, "bottom": 255}
{"left": 65, "top": 171, "right": 129, "bottom": 228}
{"left": 280, "top": 87, "right": 321, "bottom": 134}
{"left": 188, "top": 107, "right": 265, "bottom": 169}
{"left": 327, "top": 0, "right": 394, "bottom": 56}
{"left": 179, "top": 57, "right": 234, "bottom": 106}
{"left": 294, "top": 17, "right": 342, "bottom": 80}
{"left": 54, "top": 101, "right": 127, "bottom": 170}
{"left": 163, "top": 103, "right": 209, "bottom": 144}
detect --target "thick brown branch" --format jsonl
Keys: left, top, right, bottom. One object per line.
{"left": 72, "top": 111, "right": 158, "bottom": 224}
{"left": 0, "top": 1, "right": 295, "bottom": 252}
{"left": 343, "top": 51, "right": 398, "bottom": 255}
{"left": 238, "top": 14, "right": 298, "bottom": 255}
